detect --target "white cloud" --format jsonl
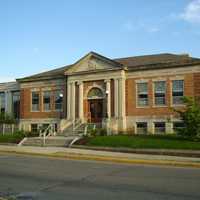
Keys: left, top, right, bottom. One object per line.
{"left": 180, "top": 0, "right": 200, "bottom": 24}
{"left": 0, "top": 77, "right": 15, "bottom": 83}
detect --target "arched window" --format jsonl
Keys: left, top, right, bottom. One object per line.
{"left": 87, "top": 87, "right": 103, "bottom": 99}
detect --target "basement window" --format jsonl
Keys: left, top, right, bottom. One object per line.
{"left": 173, "top": 122, "right": 185, "bottom": 133}
{"left": 136, "top": 122, "right": 148, "bottom": 134}
{"left": 154, "top": 122, "right": 166, "bottom": 134}
{"left": 31, "top": 124, "right": 38, "bottom": 133}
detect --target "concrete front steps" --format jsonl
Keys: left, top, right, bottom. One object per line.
{"left": 60, "top": 124, "right": 86, "bottom": 136}
{"left": 60, "top": 123, "right": 102, "bottom": 136}
{"left": 20, "top": 136, "right": 78, "bottom": 147}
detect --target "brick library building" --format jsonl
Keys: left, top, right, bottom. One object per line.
{"left": 0, "top": 52, "right": 200, "bottom": 134}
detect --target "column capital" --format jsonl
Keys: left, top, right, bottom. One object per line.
{"left": 68, "top": 81, "right": 76, "bottom": 85}
{"left": 104, "top": 79, "right": 111, "bottom": 83}
{"left": 118, "top": 77, "right": 126, "bottom": 81}
{"left": 77, "top": 81, "right": 83, "bottom": 85}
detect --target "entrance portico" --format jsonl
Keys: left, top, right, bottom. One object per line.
{"left": 65, "top": 52, "right": 126, "bottom": 132}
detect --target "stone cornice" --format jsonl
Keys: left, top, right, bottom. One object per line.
{"left": 20, "top": 79, "right": 65, "bottom": 89}
{"left": 17, "top": 75, "right": 65, "bottom": 83}
{"left": 0, "top": 82, "right": 19, "bottom": 91}
{"left": 127, "top": 64, "right": 200, "bottom": 79}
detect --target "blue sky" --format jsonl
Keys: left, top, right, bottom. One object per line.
{"left": 0, "top": 0, "right": 200, "bottom": 82}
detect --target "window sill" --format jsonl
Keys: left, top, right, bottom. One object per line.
{"left": 136, "top": 106, "right": 150, "bottom": 109}
{"left": 171, "top": 104, "right": 185, "bottom": 107}
{"left": 54, "top": 110, "right": 63, "bottom": 112}
{"left": 152, "top": 105, "right": 168, "bottom": 108}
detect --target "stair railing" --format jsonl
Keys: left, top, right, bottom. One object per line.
{"left": 83, "top": 123, "right": 96, "bottom": 136}
{"left": 72, "top": 119, "right": 82, "bottom": 133}
{"left": 84, "top": 124, "right": 88, "bottom": 136}
{"left": 39, "top": 124, "right": 55, "bottom": 146}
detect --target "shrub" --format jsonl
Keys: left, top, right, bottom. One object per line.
{"left": 0, "top": 131, "right": 25, "bottom": 143}
{"left": 174, "top": 96, "right": 200, "bottom": 138}
{"left": 98, "top": 128, "right": 107, "bottom": 136}
{"left": 89, "top": 128, "right": 98, "bottom": 137}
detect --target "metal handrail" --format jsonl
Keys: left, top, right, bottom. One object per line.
{"left": 72, "top": 119, "right": 82, "bottom": 132}
{"left": 39, "top": 124, "right": 56, "bottom": 146}
{"left": 84, "top": 125, "right": 88, "bottom": 136}
{"left": 83, "top": 123, "right": 96, "bottom": 136}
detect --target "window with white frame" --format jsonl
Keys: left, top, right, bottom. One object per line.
{"left": 154, "top": 122, "right": 165, "bottom": 134}
{"left": 154, "top": 81, "right": 166, "bottom": 106}
{"left": 137, "top": 82, "right": 148, "bottom": 106}
{"left": 31, "top": 124, "right": 39, "bottom": 133}
{"left": 173, "top": 122, "right": 185, "bottom": 133}
{"left": 12, "top": 91, "right": 20, "bottom": 119}
{"left": 136, "top": 122, "right": 148, "bottom": 134}
{"left": 0, "top": 92, "right": 5, "bottom": 113}
{"left": 54, "top": 90, "right": 63, "bottom": 111}
{"left": 43, "top": 91, "right": 51, "bottom": 111}
{"left": 172, "top": 80, "right": 184, "bottom": 105}
{"left": 32, "top": 92, "right": 40, "bottom": 111}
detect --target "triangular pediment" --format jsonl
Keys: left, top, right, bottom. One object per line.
{"left": 65, "top": 52, "right": 122, "bottom": 74}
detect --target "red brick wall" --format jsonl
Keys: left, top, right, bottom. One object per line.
{"left": 126, "top": 73, "right": 194, "bottom": 116}
{"left": 194, "top": 73, "right": 200, "bottom": 103}
{"left": 20, "top": 85, "right": 65, "bottom": 119}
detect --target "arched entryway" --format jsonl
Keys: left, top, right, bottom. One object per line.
{"left": 87, "top": 87, "right": 104, "bottom": 123}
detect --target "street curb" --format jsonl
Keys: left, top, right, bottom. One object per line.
{"left": 71, "top": 145, "right": 200, "bottom": 158}
{"left": 0, "top": 149, "right": 200, "bottom": 168}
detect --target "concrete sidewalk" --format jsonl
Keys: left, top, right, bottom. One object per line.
{"left": 0, "top": 145, "right": 200, "bottom": 168}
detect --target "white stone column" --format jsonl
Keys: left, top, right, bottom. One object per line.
{"left": 166, "top": 122, "right": 173, "bottom": 134}
{"left": 105, "top": 79, "right": 111, "bottom": 118}
{"left": 71, "top": 81, "right": 76, "bottom": 120}
{"left": 78, "top": 81, "right": 84, "bottom": 122}
{"left": 148, "top": 120, "right": 155, "bottom": 134}
{"left": 114, "top": 78, "right": 119, "bottom": 118}
{"left": 67, "top": 83, "right": 71, "bottom": 120}
{"left": 118, "top": 77, "right": 126, "bottom": 132}
{"left": 118, "top": 77, "right": 126, "bottom": 118}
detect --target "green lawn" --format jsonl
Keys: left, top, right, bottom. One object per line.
{"left": 0, "top": 133, "right": 24, "bottom": 144}
{"left": 81, "top": 135, "right": 200, "bottom": 150}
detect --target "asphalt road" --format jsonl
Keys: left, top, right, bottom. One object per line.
{"left": 0, "top": 153, "right": 200, "bottom": 200}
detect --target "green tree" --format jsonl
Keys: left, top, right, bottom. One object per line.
{"left": 174, "top": 97, "right": 200, "bottom": 138}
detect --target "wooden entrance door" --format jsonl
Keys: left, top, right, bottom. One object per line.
{"left": 88, "top": 99, "right": 103, "bottom": 123}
